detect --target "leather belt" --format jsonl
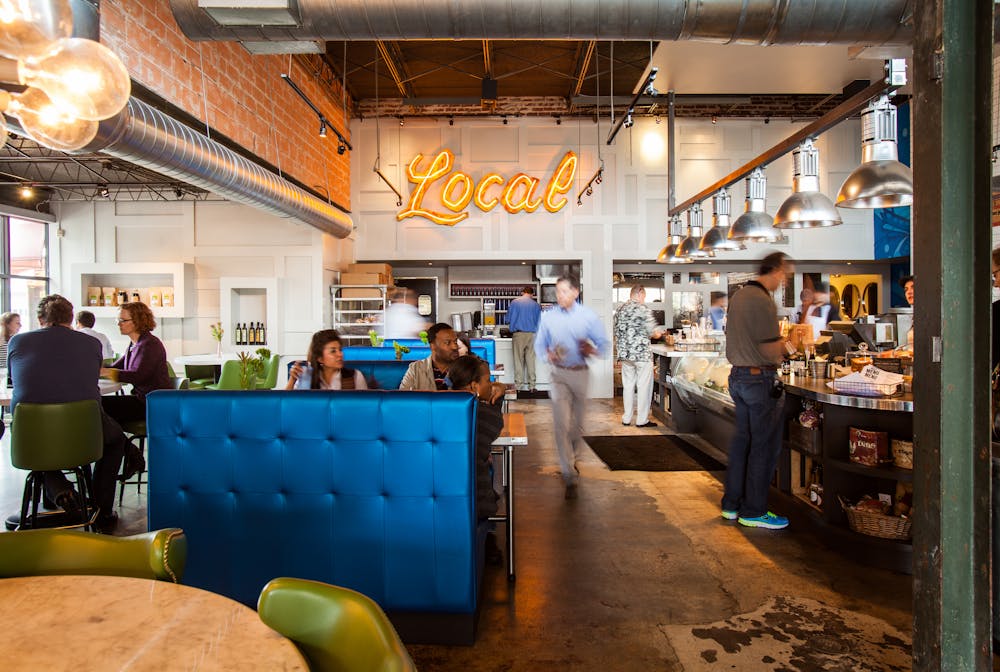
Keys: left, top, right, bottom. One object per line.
{"left": 732, "top": 366, "right": 777, "bottom": 375}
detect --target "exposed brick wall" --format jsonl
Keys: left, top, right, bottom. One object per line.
{"left": 100, "top": 0, "right": 351, "bottom": 208}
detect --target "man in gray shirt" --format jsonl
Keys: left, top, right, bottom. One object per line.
{"left": 721, "top": 252, "right": 792, "bottom": 530}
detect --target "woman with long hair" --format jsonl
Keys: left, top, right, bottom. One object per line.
{"left": 100, "top": 301, "right": 170, "bottom": 425}
{"left": 286, "top": 329, "right": 367, "bottom": 390}
{"left": 0, "top": 311, "right": 21, "bottom": 369}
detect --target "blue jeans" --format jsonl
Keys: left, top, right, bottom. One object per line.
{"left": 722, "top": 369, "right": 785, "bottom": 518}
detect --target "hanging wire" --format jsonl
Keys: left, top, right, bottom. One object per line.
{"left": 374, "top": 43, "right": 380, "bottom": 173}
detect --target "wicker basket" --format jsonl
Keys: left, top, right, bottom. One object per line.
{"left": 839, "top": 497, "right": 912, "bottom": 540}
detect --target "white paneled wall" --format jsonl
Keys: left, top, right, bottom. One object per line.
{"left": 50, "top": 200, "right": 345, "bottom": 363}
{"left": 351, "top": 115, "right": 875, "bottom": 396}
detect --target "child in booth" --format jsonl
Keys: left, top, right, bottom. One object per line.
{"left": 447, "top": 354, "right": 505, "bottom": 564}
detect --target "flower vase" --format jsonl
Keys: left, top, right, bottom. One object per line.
{"left": 215, "top": 340, "right": 222, "bottom": 358}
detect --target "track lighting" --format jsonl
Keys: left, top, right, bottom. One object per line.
{"left": 449, "top": 116, "right": 454, "bottom": 126}
{"left": 711, "top": 115, "right": 717, "bottom": 124}
{"left": 623, "top": 113, "right": 634, "bottom": 129}
{"left": 502, "top": 116, "right": 508, "bottom": 125}
{"left": 337, "top": 143, "right": 346, "bottom": 155}
{"left": 174, "top": 187, "right": 184, "bottom": 199}
{"left": 97, "top": 185, "right": 110, "bottom": 198}
{"left": 398, "top": 116, "right": 404, "bottom": 126}
{"left": 319, "top": 121, "right": 327, "bottom": 138}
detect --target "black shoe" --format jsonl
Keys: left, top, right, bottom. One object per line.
{"left": 622, "top": 421, "right": 631, "bottom": 426}
{"left": 485, "top": 532, "right": 503, "bottom": 566}
{"left": 55, "top": 491, "right": 83, "bottom": 517}
{"left": 636, "top": 421, "right": 658, "bottom": 428}
{"left": 120, "top": 442, "right": 145, "bottom": 481}
{"left": 95, "top": 511, "right": 119, "bottom": 534}
{"left": 564, "top": 483, "right": 578, "bottom": 500}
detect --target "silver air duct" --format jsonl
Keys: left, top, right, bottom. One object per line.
{"left": 171, "top": 0, "right": 914, "bottom": 45}
{"left": 81, "top": 97, "right": 353, "bottom": 238}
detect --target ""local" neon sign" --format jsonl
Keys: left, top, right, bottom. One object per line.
{"left": 397, "top": 149, "right": 577, "bottom": 226}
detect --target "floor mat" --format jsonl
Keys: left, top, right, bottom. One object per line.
{"left": 516, "top": 390, "right": 549, "bottom": 399}
{"left": 583, "top": 434, "right": 725, "bottom": 472}
{"left": 664, "top": 595, "right": 911, "bottom": 671}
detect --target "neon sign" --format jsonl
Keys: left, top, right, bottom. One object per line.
{"left": 397, "top": 149, "right": 577, "bottom": 226}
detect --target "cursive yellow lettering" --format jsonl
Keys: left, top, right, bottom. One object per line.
{"left": 474, "top": 173, "right": 504, "bottom": 212}
{"left": 442, "top": 172, "right": 473, "bottom": 213}
{"left": 544, "top": 152, "right": 577, "bottom": 213}
{"left": 501, "top": 174, "right": 543, "bottom": 214}
{"left": 397, "top": 150, "right": 468, "bottom": 226}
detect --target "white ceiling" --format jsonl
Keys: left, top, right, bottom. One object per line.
{"left": 649, "top": 42, "right": 890, "bottom": 95}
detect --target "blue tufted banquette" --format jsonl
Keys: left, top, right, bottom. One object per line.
{"left": 146, "top": 389, "right": 484, "bottom": 643}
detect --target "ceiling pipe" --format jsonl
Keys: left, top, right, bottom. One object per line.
{"left": 171, "top": 1, "right": 914, "bottom": 45}
{"left": 76, "top": 97, "right": 353, "bottom": 238}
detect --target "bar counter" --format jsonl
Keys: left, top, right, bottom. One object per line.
{"left": 780, "top": 373, "right": 913, "bottom": 413}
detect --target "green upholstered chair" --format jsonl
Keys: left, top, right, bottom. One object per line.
{"left": 11, "top": 400, "right": 103, "bottom": 531}
{"left": 204, "top": 360, "right": 243, "bottom": 390}
{"left": 256, "top": 354, "right": 281, "bottom": 389}
{"left": 0, "top": 527, "right": 187, "bottom": 583}
{"left": 258, "top": 577, "right": 416, "bottom": 672}
{"left": 117, "top": 376, "right": 187, "bottom": 505}
{"left": 185, "top": 364, "right": 218, "bottom": 390}
{"left": 165, "top": 361, "right": 176, "bottom": 378}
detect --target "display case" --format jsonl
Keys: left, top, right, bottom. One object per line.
{"left": 330, "top": 285, "right": 387, "bottom": 346}
{"left": 73, "top": 263, "right": 194, "bottom": 319}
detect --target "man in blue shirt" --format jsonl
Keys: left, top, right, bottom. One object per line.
{"left": 507, "top": 285, "right": 541, "bottom": 392}
{"left": 535, "top": 276, "right": 609, "bottom": 499}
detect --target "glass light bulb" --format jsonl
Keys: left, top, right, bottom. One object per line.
{"left": 19, "top": 37, "right": 130, "bottom": 120}
{"left": 0, "top": 0, "right": 72, "bottom": 61}
{"left": 8, "top": 86, "right": 96, "bottom": 150}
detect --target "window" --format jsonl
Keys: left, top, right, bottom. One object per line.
{"left": 2, "top": 216, "right": 49, "bottom": 330}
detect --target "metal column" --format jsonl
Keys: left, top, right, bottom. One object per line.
{"left": 912, "top": 0, "right": 993, "bottom": 669}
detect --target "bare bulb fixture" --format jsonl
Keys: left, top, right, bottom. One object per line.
{"left": 0, "top": 0, "right": 73, "bottom": 61}
{"left": 19, "top": 185, "right": 32, "bottom": 198}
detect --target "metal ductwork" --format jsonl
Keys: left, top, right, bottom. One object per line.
{"left": 80, "top": 97, "right": 353, "bottom": 238}
{"left": 172, "top": 0, "right": 914, "bottom": 46}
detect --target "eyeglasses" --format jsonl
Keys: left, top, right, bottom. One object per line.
{"left": 116, "top": 318, "right": 132, "bottom": 325}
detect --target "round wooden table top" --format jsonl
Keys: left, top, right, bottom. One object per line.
{"left": 0, "top": 574, "right": 308, "bottom": 671}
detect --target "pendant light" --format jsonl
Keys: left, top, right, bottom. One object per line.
{"left": 836, "top": 95, "right": 912, "bottom": 208}
{"left": 676, "top": 203, "right": 714, "bottom": 259}
{"left": 773, "top": 138, "right": 842, "bottom": 229}
{"left": 656, "top": 214, "right": 692, "bottom": 264}
{"left": 700, "top": 188, "right": 744, "bottom": 251}
{"left": 731, "top": 167, "right": 782, "bottom": 242}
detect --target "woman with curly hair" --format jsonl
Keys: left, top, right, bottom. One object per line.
{"left": 100, "top": 301, "right": 170, "bottom": 425}
{"left": 286, "top": 329, "right": 367, "bottom": 390}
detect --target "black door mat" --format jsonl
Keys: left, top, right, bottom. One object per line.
{"left": 584, "top": 434, "right": 725, "bottom": 472}
{"left": 517, "top": 390, "right": 549, "bottom": 399}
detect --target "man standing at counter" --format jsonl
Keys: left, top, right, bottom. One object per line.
{"left": 722, "top": 252, "right": 792, "bottom": 530}
{"left": 614, "top": 285, "right": 663, "bottom": 428}
{"left": 535, "top": 275, "right": 609, "bottom": 499}
{"left": 508, "top": 285, "right": 541, "bottom": 392}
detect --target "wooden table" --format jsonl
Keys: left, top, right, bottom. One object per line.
{"left": 0, "top": 574, "right": 308, "bottom": 671}
{"left": 491, "top": 412, "right": 527, "bottom": 582}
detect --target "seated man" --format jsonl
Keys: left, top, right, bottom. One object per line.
{"left": 75, "top": 309, "right": 115, "bottom": 360}
{"left": 399, "top": 322, "right": 461, "bottom": 391}
{"left": 8, "top": 294, "right": 128, "bottom": 533}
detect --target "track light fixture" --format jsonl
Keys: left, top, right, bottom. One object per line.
{"left": 337, "top": 143, "right": 346, "bottom": 155}
{"left": 623, "top": 113, "right": 634, "bottom": 129}
{"left": 280, "top": 74, "right": 352, "bottom": 152}
{"left": 398, "top": 116, "right": 404, "bottom": 126}
{"left": 449, "top": 116, "right": 454, "bottom": 126}
{"left": 502, "top": 116, "right": 508, "bottom": 125}
{"left": 174, "top": 187, "right": 184, "bottom": 199}
{"left": 97, "top": 185, "right": 110, "bottom": 198}
{"left": 576, "top": 161, "right": 605, "bottom": 206}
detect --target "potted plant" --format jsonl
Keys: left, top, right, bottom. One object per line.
{"left": 210, "top": 322, "right": 224, "bottom": 357}
{"left": 237, "top": 351, "right": 264, "bottom": 390}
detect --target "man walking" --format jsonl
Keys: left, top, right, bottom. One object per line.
{"left": 614, "top": 285, "right": 663, "bottom": 428}
{"left": 507, "top": 285, "right": 541, "bottom": 391}
{"left": 535, "top": 276, "right": 609, "bottom": 499}
{"left": 721, "top": 252, "right": 792, "bottom": 530}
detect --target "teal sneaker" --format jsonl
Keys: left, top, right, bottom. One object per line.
{"left": 737, "top": 512, "right": 789, "bottom": 530}
{"left": 721, "top": 509, "right": 738, "bottom": 521}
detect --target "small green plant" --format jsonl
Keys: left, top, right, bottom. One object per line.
{"left": 368, "top": 329, "right": 384, "bottom": 346}
{"left": 392, "top": 341, "right": 410, "bottom": 361}
{"left": 237, "top": 351, "right": 265, "bottom": 390}
{"left": 418, "top": 330, "right": 429, "bottom": 345}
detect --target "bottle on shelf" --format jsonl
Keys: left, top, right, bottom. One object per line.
{"left": 257, "top": 322, "right": 265, "bottom": 344}
{"left": 237, "top": 322, "right": 245, "bottom": 346}
{"left": 248, "top": 322, "right": 257, "bottom": 346}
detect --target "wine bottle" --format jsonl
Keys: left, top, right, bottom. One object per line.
{"left": 257, "top": 322, "right": 264, "bottom": 344}
{"left": 261, "top": 322, "right": 267, "bottom": 345}
{"left": 238, "top": 323, "right": 245, "bottom": 345}
{"left": 248, "top": 322, "right": 256, "bottom": 345}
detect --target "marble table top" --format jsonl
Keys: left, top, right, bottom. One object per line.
{"left": 0, "top": 574, "right": 307, "bottom": 671}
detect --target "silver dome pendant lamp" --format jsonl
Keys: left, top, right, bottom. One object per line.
{"left": 774, "top": 138, "right": 842, "bottom": 229}
{"left": 676, "top": 203, "right": 714, "bottom": 259}
{"left": 700, "top": 188, "right": 744, "bottom": 252}
{"left": 657, "top": 214, "right": 692, "bottom": 263}
{"left": 730, "top": 167, "right": 782, "bottom": 243}
{"left": 836, "top": 95, "right": 912, "bottom": 208}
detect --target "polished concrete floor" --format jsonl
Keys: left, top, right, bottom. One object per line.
{"left": 0, "top": 397, "right": 915, "bottom": 670}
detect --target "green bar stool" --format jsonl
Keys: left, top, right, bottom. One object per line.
{"left": 258, "top": 577, "right": 416, "bottom": 672}
{"left": 11, "top": 400, "right": 103, "bottom": 532}
{"left": 204, "top": 360, "right": 244, "bottom": 390}
{"left": 256, "top": 354, "right": 281, "bottom": 389}
{"left": 0, "top": 527, "right": 188, "bottom": 583}
{"left": 118, "top": 418, "right": 147, "bottom": 506}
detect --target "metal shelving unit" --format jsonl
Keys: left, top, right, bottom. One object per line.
{"left": 330, "top": 285, "right": 388, "bottom": 345}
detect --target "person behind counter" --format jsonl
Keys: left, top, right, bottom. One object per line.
{"left": 99, "top": 301, "right": 171, "bottom": 426}
{"left": 708, "top": 292, "right": 728, "bottom": 330}
{"left": 721, "top": 251, "right": 792, "bottom": 531}
{"left": 900, "top": 274, "right": 914, "bottom": 351}
{"left": 286, "top": 329, "right": 367, "bottom": 390}
{"left": 507, "top": 285, "right": 541, "bottom": 392}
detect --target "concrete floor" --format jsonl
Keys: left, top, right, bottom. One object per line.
{"left": 0, "top": 397, "right": 914, "bottom": 670}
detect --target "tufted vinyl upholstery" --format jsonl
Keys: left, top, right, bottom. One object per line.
{"left": 146, "top": 390, "right": 481, "bottom": 620}
{"left": 285, "top": 360, "right": 412, "bottom": 390}
{"left": 342, "top": 345, "right": 488, "bottom": 363}
{"left": 358, "top": 340, "right": 496, "bottom": 368}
